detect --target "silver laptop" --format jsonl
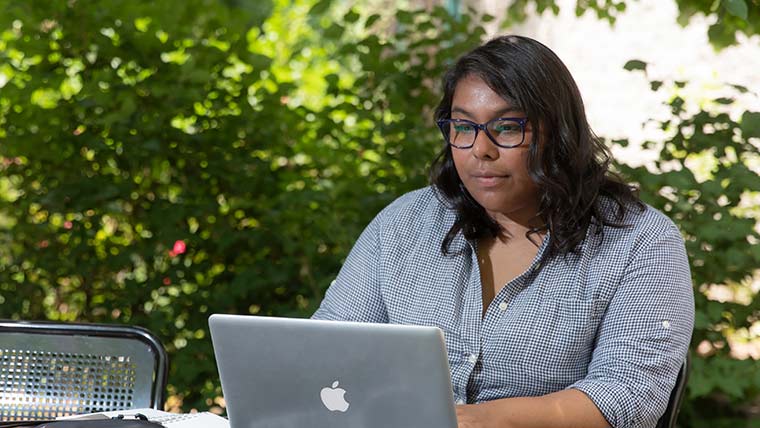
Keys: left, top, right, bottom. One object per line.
{"left": 209, "top": 314, "right": 457, "bottom": 428}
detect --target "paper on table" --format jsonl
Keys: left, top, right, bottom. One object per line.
{"left": 59, "top": 408, "right": 229, "bottom": 428}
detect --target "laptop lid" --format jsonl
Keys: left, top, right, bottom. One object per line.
{"left": 209, "top": 314, "right": 457, "bottom": 428}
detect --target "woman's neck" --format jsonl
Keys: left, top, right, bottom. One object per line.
{"left": 487, "top": 205, "right": 543, "bottom": 240}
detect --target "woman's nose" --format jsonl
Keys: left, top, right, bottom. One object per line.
{"left": 471, "top": 130, "right": 498, "bottom": 160}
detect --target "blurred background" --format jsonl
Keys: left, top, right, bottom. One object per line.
{"left": 0, "top": 0, "right": 758, "bottom": 426}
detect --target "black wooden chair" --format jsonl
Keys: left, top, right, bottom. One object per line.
{"left": 656, "top": 354, "right": 690, "bottom": 428}
{"left": 0, "top": 320, "right": 168, "bottom": 422}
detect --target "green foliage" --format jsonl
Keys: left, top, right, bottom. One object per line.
{"left": 623, "top": 59, "right": 648, "bottom": 71}
{"left": 0, "top": 0, "right": 486, "bottom": 411}
{"left": 680, "top": 0, "right": 760, "bottom": 49}
{"left": 1, "top": 0, "right": 758, "bottom": 425}
{"left": 618, "top": 63, "right": 760, "bottom": 425}
{"left": 724, "top": 0, "right": 749, "bottom": 20}
{"left": 502, "top": 0, "right": 760, "bottom": 49}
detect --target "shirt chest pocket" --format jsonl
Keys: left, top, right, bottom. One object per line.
{"left": 518, "top": 297, "right": 603, "bottom": 387}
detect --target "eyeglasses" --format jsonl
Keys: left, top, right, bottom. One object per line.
{"left": 436, "top": 117, "right": 529, "bottom": 149}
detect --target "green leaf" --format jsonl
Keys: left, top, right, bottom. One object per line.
{"left": 323, "top": 23, "right": 344, "bottom": 40}
{"left": 708, "top": 22, "right": 738, "bottom": 50}
{"left": 308, "top": 0, "right": 332, "bottom": 16}
{"left": 723, "top": 0, "right": 748, "bottom": 20}
{"left": 688, "top": 371, "right": 713, "bottom": 398}
{"left": 740, "top": 111, "right": 760, "bottom": 138}
{"left": 623, "top": 59, "right": 647, "bottom": 72}
{"left": 30, "top": 88, "right": 61, "bottom": 109}
{"left": 694, "top": 310, "right": 711, "bottom": 329}
{"left": 344, "top": 9, "right": 360, "bottom": 23}
{"left": 365, "top": 14, "right": 380, "bottom": 28}
{"left": 397, "top": 10, "right": 413, "bottom": 24}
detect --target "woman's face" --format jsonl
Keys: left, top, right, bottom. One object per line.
{"left": 450, "top": 74, "right": 540, "bottom": 224}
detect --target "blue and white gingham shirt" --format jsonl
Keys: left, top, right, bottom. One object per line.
{"left": 312, "top": 186, "right": 694, "bottom": 428}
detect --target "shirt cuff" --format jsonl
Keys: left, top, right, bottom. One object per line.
{"left": 569, "top": 379, "right": 642, "bottom": 428}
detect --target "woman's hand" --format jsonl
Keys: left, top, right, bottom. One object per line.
{"left": 453, "top": 390, "right": 608, "bottom": 428}
{"left": 456, "top": 403, "right": 502, "bottom": 428}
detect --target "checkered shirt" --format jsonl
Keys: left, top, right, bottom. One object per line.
{"left": 312, "top": 186, "right": 694, "bottom": 428}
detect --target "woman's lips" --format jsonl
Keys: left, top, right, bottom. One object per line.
{"left": 471, "top": 174, "right": 509, "bottom": 187}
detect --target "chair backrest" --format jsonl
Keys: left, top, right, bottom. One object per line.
{"left": 656, "top": 354, "right": 690, "bottom": 428}
{"left": 0, "top": 320, "right": 168, "bottom": 422}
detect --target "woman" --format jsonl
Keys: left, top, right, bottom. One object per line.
{"left": 312, "top": 35, "right": 694, "bottom": 428}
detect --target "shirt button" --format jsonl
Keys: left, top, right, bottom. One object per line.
{"left": 456, "top": 398, "right": 466, "bottom": 405}
{"left": 662, "top": 320, "right": 671, "bottom": 329}
{"left": 467, "top": 354, "right": 478, "bottom": 364}
{"left": 498, "top": 301, "right": 508, "bottom": 311}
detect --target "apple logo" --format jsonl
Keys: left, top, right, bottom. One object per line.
{"left": 320, "top": 380, "right": 350, "bottom": 412}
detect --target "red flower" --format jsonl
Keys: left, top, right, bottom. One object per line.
{"left": 169, "top": 240, "right": 186, "bottom": 257}
{"left": 172, "top": 240, "right": 186, "bottom": 255}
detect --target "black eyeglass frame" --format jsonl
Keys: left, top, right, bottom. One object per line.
{"left": 436, "top": 117, "right": 530, "bottom": 149}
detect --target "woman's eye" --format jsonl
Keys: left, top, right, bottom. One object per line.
{"left": 453, "top": 125, "right": 473, "bottom": 133}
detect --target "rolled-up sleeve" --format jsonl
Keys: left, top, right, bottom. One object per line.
{"left": 569, "top": 227, "right": 694, "bottom": 428}
{"left": 311, "top": 207, "right": 389, "bottom": 323}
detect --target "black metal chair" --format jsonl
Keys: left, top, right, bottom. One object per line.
{"left": 656, "top": 354, "right": 690, "bottom": 428}
{"left": 0, "top": 320, "right": 168, "bottom": 422}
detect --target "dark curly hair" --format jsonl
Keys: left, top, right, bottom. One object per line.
{"left": 430, "top": 35, "right": 642, "bottom": 256}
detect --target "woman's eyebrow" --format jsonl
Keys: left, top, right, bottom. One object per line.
{"left": 451, "top": 106, "right": 523, "bottom": 118}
